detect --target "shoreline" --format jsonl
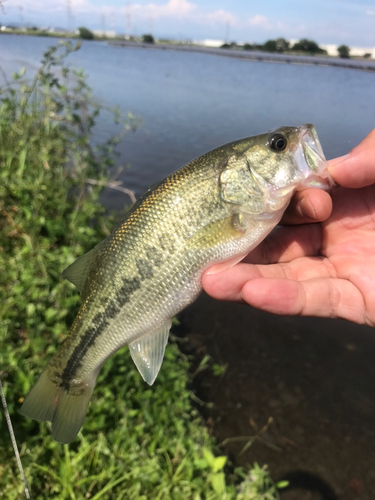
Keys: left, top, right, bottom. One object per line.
{"left": 111, "top": 40, "right": 375, "bottom": 72}
{"left": 1, "top": 31, "right": 374, "bottom": 72}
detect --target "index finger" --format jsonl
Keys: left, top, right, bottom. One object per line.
{"left": 280, "top": 188, "right": 332, "bottom": 225}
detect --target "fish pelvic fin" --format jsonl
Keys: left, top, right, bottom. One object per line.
{"left": 129, "top": 320, "right": 172, "bottom": 385}
{"left": 20, "top": 368, "right": 95, "bottom": 444}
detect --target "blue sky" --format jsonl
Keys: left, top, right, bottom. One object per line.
{"left": 2, "top": 0, "right": 375, "bottom": 46}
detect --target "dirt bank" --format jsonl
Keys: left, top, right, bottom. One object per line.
{"left": 178, "top": 292, "right": 375, "bottom": 499}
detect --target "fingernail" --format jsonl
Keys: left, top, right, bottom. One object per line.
{"left": 296, "top": 196, "right": 317, "bottom": 219}
{"left": 205, "top": 264, "right": 223, "bottom": 275}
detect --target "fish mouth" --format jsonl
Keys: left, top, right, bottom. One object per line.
{"left": 296, "top": 124, "right": 335, "bottom": 190}
{"left": 299, "top": 123, "right": 326, "bottom": 172}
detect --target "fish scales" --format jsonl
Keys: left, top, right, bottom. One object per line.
{"left": 64, "top": 158, "right": 232, "bottom": 370}
{"left": 21, "top": 124, "right": 334, "bottom": 443}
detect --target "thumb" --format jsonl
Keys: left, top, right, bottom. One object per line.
{"left": 328, "top": 128, "right": 375, "bottom": 188}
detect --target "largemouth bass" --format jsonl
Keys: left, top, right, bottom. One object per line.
{"left": 21, "top": 124, "right": 333, "bottom": 443}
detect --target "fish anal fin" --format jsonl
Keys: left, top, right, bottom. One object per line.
{"left": 129, "top": 321, "right": 172, "bottom": 385}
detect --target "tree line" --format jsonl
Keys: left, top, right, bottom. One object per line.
{"left": 76, "top": 28, "right": 352, "bottom": 59}
{"left": 222, "top": 38, "right": 351, "bottom": 58}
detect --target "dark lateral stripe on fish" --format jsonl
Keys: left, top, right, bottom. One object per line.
{"left": 136, "top": 259, "right": 154, "bottom": 280}
{"left": 133, "top": 246, "right": 165, "bottom": 284}
{"left": 116, "top": 276, "right": 142, "bottom": 308}
{"left": 60, "top": 276, "right": 143, "bottom": 389}
{"left": 60, "top": 311, "right": 109, "bottom": 390}
{"left": 145, "top": 246, "right": 164, "bottom": 267}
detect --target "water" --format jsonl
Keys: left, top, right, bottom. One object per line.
{"left": 0, "top": 34, "right": 374, "bottom": 208}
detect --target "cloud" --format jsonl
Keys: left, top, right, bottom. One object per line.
{"left": 6, "top": 0, "right": 91, "bottom": 16}
{"left": 6, "top": 0, "right": 276, "bottom": 37}
{"left": 6, "top": 0, "right": 197, "bottom": 24}
{"left": 127, "top": 0, "right": 197, "bottom": 20}
{"left": 24, "top": 0, "right": 235, "bottom": 27}
{"left": 11, "top": 0, "right": 371, "bottom": 46}
{"left": 130, "top": 1, "right": 238, "bottom": 29}
{"left": 204, "top": 9, "right": 237, "bottom": 25}
{"left": 247, "top": 15, "right": 271, "bottom": 29}
{"left": 126, "top": 1, "right": 240, "bottom": 33}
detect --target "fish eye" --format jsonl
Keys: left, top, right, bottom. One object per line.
{"left": 269, "top": 134, "right": 287, "bottom": 152}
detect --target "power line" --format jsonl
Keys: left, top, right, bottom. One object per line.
{"left": 126, "top": 2, "right": 131, "bottom": 37}
{"left": 66, "top": 0, "right": 73, "bottom": 32}
{"left": 101, "top": 11, "right": 106, "bottom": 35}
{"left": 0, "top": 0, "right": 8, "bottom": 15}
{"left": 19, "top": 5, "right": 23, "bottom": 27}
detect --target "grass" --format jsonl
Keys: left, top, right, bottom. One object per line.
{"left": 0, "top": 41, "right": 283, "bottom": 499}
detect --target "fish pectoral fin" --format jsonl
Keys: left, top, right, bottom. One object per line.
{"left": 129, "top": 320, "right": 172, "bottom": 386}
{"left": 188, "top": 214, "right": 247, "bottom": 250}
{"left": 62, "top": 240, "right": 105, "bottom": 294}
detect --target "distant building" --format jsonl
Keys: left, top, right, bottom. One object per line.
{"left": 350, "top": 46, "right": 375, "bottom": 58}
{"left": 320, "top": 44, "right": 338, "bottom": 56}
{"left": 321, "top": 43, "right": 375, "bottom": 59}
{"left": 93, "top": 30, "right": 116, "bottom": 38}
{"left": 197, "top": 39, "right": 225, "bottom": 48}
{"left": 50, "top": 27, "right": 72, "bottom": 33}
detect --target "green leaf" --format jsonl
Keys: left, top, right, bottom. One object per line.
{"left": 212, "top": 455, "right": 227, "bottom": 473}
{"left": 18, "top": 148, "right": 27, "bottom": 176}
{"left": 202, "top": 448, "right": 215, "bottom": 467}
{"left": 210, "top": 472, "right": 225, "bottom": 494}
{"left": 194, "top": 458, "right": 209, "bottom": 470}
{"left": 26, "top": 303, "right": 36, "bottom": 316}
{"left": 276, "top": 480, "right": 289, "bottom": 489}
{"left": 45, "top": 307, "right": 57, "bottom": 323}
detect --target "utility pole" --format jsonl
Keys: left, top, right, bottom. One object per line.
{"left": 66, "top": 0, "right": 73, "bottom": 33}
{"left": 19, "top": 6, "right": 23, "bottom": 28}
{"left": 126, "top": 2, "right": 131, "bottom": 37}
{"left": 0, "top": 0, "right": 7, "bottom": 15}
{"left": 101, "top": 11, "right": 106, "bottom": 36}
{"left": 369, "top": 11, "right": 375, "bottom": 59}
{"left": 225, "top": 21, "right": 230, "bottom": 44}
{"left": 110, "top": 12, "right": 115, "bottom": 34}
{"left": 0, "top": 0, "right": 7, "bottom": 29}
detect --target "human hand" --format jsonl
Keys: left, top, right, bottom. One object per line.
{"left": 202, "top": 129, "right": 375, "bottom": 325}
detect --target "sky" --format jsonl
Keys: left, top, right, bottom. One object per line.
{"left": 1, "top": 0, "right": 375, "bottom": 47}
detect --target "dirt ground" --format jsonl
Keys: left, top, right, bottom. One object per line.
{"left": 177, "top": 292, "right": 375, "bottom": 500}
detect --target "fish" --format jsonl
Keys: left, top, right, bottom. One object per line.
{"left": 20, "top": 124, "right": 333, "bottom": 443}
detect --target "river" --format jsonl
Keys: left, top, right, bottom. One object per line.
{"left": 0, "top": 34, "right": 374, "bottom": 206}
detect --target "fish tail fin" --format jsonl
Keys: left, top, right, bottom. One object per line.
{"left": 20, "top": 368, "right": 95, "bottom": 444}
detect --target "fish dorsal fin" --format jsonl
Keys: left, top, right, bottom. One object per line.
{"left": 62, "top": 240, "right": 104, "bottom": 294}
{"left": 129, "top": 320, "right": 172, "bottom": 385}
